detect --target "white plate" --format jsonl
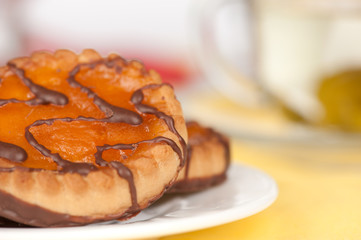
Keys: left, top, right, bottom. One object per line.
{"left": 0, "top": 163, "right": 278, "bottom": 240}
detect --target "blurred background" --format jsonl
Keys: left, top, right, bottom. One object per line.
{"left": 2, "top": 0, "right": 361, "bottom": 142}
{"left": 0, "top": 0, "right": 198, "bottom": 86}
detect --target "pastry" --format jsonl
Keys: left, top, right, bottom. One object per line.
{"left": 0, "top": 49, "right": 187, "bottom": 227}
{"left": 169, "top": 121, "right": 230, "bottom": 193}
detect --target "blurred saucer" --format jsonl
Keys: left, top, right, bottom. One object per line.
{"left": 180, "top": 86, "right": 361, "bottom": 146}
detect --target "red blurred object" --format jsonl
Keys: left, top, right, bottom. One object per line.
{"left": 23, "top": 36, "right": 194, "bottom": 87}
{"left": 1, "top": 0, "right": 199, "bottom": 88}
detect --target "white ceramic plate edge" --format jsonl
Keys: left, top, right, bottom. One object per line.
{"left": 0, "top": 163, "right": 278, "bottom": 240}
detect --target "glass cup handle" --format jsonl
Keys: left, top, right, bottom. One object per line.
{"left": 190, "top": 0, "right": 268, "bottom": 107}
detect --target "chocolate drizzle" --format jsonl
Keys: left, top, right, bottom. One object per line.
{"left": 0, "top": 58, "right": 186, "bottom": 227}
{"left": 131, "top": 85, "right": 187, "bottom": 165}
{"left": 184, "top": 145, "right": 192, "bottom": 179}
{"left": 0, "top": 188, "right": 139, "bottom": 227}
{"left": 67, "top": 64, "right": 142, "bottom": 125}
{"left": 0, "top": 141, "right": 27, "bottom": 163}
{"left": 0, "top": 63, "right": 69, "bottom": 107}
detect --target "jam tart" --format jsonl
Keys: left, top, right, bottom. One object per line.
{"left": 0, "top": 49, "right": 187, "bottom": 227}
{"left": 169, "top": 121, "right": 230, "bottom": 193}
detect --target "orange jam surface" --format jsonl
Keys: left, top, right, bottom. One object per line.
{"left": 0, "top": 55, "right": 167, "bottom": 170}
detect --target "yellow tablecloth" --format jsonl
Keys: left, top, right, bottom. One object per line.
{"left": 161, "top": 139, "right": 361, "bottom": 240}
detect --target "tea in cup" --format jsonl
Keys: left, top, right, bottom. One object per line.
{"left": 192, "top": 0, "right": 361, "bottom": 132}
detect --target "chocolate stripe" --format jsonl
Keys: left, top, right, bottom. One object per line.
{"left": 0, "top": 142, "right": 27, "bottom": 163}
{"left": 6, "top": 63, "right": 69, "bottom": 106}
{"left": 131, "top": 85, "right": 187, "bottom": 166}
{"left": 67, "top": 64, "right": 142, "bottom": 125}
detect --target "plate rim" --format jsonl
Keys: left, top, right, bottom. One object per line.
{"left": 0, "top": 162, "right": 278, "bottom": 240}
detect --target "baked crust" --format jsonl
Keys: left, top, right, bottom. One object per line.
{"left": 168, "top": 121, "right": 230, "bottom": 193}
{"left": 0, "top": 49, "right": 187, "bottom": 227}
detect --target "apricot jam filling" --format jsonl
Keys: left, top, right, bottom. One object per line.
{"left": 0, "top": 57, "right": 183, "bottom": 173}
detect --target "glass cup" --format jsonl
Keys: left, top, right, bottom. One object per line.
{"left": 192, "top": 0, "right": 361, "bottom": 132}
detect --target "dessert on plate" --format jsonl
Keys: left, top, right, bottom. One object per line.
{"left": 169, "top": 121, "right": 230, "bottom": 193}
{"left": 0, "top": 49, "right": 187, "bottom": 227}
